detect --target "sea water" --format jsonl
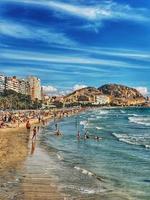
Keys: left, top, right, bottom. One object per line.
{"left": 40, "top": 108, "right": 150, "bottom": 200}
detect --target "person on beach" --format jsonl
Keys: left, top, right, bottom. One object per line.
{"left": 77, "top": 131, "right": 80, "bottom": 140}
{"left": 94, "top": 136, "right": 102, "bottom": 141}
{"left": 26, "top": 120, "right": 31, "bottom": 131}
{"left": 55, "top": 123, "right": 58, "bottom": 131}
{"left": 32, "top": 126, "right": 37, "bottom": 140}
{"left": 84, "top": 131, "right": 89, "bottom": 139}
{"left": 37, "top": 126, "right": 40, "bottom": 132}
{"left": 38, "top": 116, "right": 41, "bottom": 123}
{"left": 42, "top": 118, "right": 45, "bottom": 126}
{"left": 55, "top": 129, "right": 62, "bottom": 136}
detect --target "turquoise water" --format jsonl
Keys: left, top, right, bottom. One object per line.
{"left": 40, "top": 108, "right": 150, "bottom": 200}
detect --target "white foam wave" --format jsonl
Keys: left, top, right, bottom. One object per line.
{"left": 120, "top": 110, "right": 126, "bottom": 114}
{"left": 112, "top": 133, "right": 150, "bottom": 149}
{"left": 98, "top": 110, "right": 109, "bottom": 115}
{"left": 57, "top": 153, "right": 64, "bottom": 161}
{"left": 74, "top": 166, "right": 94, "bottom": 176}
{"left": 145, "top": 145, "right": 150, "bottom": 149}
{"left": 128, "top": 114, "right": 140, "bottom": 117}
{"left": 80, "top": 120, "right": 89, "bottom": 128}
{"left": 129, "top": 116, "right": 150, "bottom": 126}
{"left": 80, "top": 187, "right": 98, "bottom": 194}
{"left": 96, "top": 126, "right": 103, "bottom": 130}
{"left": 80, "top": 120, "right": 87, "bottom": 126}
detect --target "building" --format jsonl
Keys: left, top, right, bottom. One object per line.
{"left": 93, "top": 95, "right": 110, "bottom": 105}
{"left": 0, "top": 74, "right": 5, "bottom": 93}
{"left": 19, "top": 79, "right": 30, "bottom": 96}
{"left": 5, "top": 76, "right": 20, "bottom": 93}
{"left": 28, "top": 76, "right": 42, "bottom": 101}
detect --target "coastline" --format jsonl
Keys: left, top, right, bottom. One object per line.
{"left": 0, "top": 119, "right": 68, "bottom": 199}
{"left": 0, "top": 108, "right": 85, "bottom": 200}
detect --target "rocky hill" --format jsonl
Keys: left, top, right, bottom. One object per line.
{"left": 98, "top": 84, "right": 146, "bottom": 106}
{"left": 63, "top": 87, "right": 101, "bottom": 105}
{"left": 62, "top": 84, "right": 146, "bottom": 106}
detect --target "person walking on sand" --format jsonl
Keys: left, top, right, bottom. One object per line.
{"left": 26, "top": 120, "right": 31, "bottom": 131}
{"left": 32, "top": 126, "right": 37, "bottom": 140}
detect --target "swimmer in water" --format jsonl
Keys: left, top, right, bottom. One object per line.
{"left": 95, "top": 136, "right": 102, "bottom": 141}
{"left": 77, "top": 131, "right": 80, "bottom": 139}
{"left": 84, "top": 131, "right": 89, "bottom": 139}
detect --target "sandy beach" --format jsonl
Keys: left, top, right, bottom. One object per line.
{"left": 0, "top": 108, "right": 84, "bottom": 200}
{"left": 0, "top": 123, "right": 69, "bottom": 200}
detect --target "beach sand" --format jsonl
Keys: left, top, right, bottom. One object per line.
{"left": 0, "top": 123, "right": 67, "bottom": 200}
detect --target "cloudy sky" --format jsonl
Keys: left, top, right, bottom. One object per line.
{"left": 0, "top": 0, "right": 150, "bottom": 95}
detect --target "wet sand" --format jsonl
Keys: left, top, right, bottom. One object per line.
{"left": 0, "top": 125, "right": 68, "bottom": 200}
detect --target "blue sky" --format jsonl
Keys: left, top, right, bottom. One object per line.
{"left": 0, "top": 0, "right": 150, "bottom": 95}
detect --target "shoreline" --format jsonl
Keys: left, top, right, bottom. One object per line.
{"left": 0, "top": 118, "right": 68, "bottom": 199}
{"left": 0, "top": 107, "right": 149, "bottom": 199}
{"left": 0, "top": 107, "right": 85, "bottom": 199}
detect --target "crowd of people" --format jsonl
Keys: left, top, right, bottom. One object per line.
{"left": 0, "top": 107, "right": 84, "bottom": 129}
{"left": 0, "top": 110, "right": 52, "bottom": 129}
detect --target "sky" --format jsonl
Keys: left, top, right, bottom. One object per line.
{"left": 0, "top": 0, "right": 150, "bottom": 95}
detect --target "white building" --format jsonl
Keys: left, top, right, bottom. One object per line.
{"left": 93, "top": 95, "right": 110, "bottom": 105}
{"left": 0, "top": 74, "right": 5, "bottom": 93}
{"left": 5, "top": 76, "right": 20, "bottom": 93}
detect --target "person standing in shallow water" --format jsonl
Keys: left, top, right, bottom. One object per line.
{"left": 77, "top": 131, "right": 80, "bottom": 140}
{"left": 32, "top": 127, "right": 37, "bottom": 140}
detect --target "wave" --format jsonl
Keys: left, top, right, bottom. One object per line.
{"left": 80, "top": 120, "right": 88, "bottom": 128}
{"left": 98, "top": 110, "right": 109, "bottom": 115}
{"left": 74, "top": 166, "right": 94, "bottom": 176}
{"left": 128, "top": 114, "right": 139, "bottom": 117}
{"left": 56, "top": 152, "right": 64, "bottom": 161}
{"left": 145, "top": 145, "right": 150, "bottom": 149}
{"left": 120, "top": 110, "right": 126, "bottom": 114}
{"left": 96, "top": 126, "right": 103, "bottom": 130}
{"left": 129, "top": 116, "right": 150, "bottom": 126}
{"left": 74, "top": 166, "right": 105, "bottom": 183}
{"left": 112, "top": 133, "right": 150, "bottom": 149}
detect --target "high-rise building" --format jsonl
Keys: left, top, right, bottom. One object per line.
{"left": 5, "top": 76, "right": 20, "bottom": 93}
{"left": 28, "top": 76, "right": 42, "bottom": 100}
{"left": 0, "top": 74, "right": 5, "bottom": 93}
{"left": 19, "top": 79, "right": 30, "bottom": 96}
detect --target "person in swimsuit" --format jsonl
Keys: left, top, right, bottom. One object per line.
{"left": 32, "top": 126, "right": 37, "bottom": 140}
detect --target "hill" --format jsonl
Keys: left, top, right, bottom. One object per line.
{"left": 98, "top": 84, "right": 146, "bottom": 106}
{"left": 62, "top": 84, "right": 146, "bottom": 107}
{"left": 63, "top": 87, "right": 102, "bottom": 106}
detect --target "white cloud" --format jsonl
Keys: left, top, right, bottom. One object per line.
{"left": 3, "top": 0, "right": 149, "bottom": 24}
{"left": 135, "top": 87, "right": 149, "bottom": 96}
{"left": 24, "top": 0, "right": 149, "bottom": 23}
{"left": 42, "top": 84, "right": 88, "bottom": 96}
{"left": 2, "top": 48, "right": 148, "bottom": 69}
{"left": 73, "top": 84, "right": 87, "bottom": 91}
{"left": 43, "top": 85, "right": 58, "bottom": 96}
{"left": 0, "top": 21, "right": 76, "bottom": 46}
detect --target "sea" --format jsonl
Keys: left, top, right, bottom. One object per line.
{"left": 40, "top": 107, "right": 150, "bottom": 200}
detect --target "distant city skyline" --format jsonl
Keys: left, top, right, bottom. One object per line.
{"left": 0, "top": 0, "right": 150, "bottom": 95}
